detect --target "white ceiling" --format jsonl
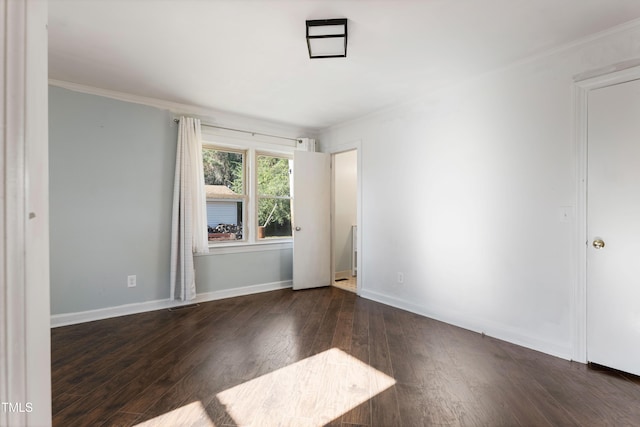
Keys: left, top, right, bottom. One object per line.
{"left": 48, "top": 0, "right": 640, "bottom": 130}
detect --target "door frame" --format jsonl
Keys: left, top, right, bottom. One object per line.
{"left": 1, "top": 1, "right": 51, "bottom": 424}
{"left": 329, "top": 140, "right": 363, "bottom": 294}
{"left": 573, "top": 64, "right": 640, "bottom": 363}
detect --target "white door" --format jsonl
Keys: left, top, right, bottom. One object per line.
{"left": 587, "top": 78, "right": 640, "bottom": 376}
{"left": 293, "top": 151, "right": 331, "bottom": 290}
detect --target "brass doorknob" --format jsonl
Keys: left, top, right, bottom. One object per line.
{"left": 592, "top": 239, "right": 605, "bottom": 249}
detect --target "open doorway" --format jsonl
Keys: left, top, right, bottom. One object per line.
{"left": 332, "top": 149, "right": 358, "bottom": 293}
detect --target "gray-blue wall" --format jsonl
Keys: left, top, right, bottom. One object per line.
{"left": 49, "top": 86, "right": 293, "bottom": 315}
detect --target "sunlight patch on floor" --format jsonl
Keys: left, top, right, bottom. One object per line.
{"left": 134, "top": 400, "right": 214, "bottom": 427}
{"left": 217, "top": 347, "right": 396, "bottom": 426}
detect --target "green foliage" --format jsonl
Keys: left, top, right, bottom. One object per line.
{"left": 202, "top": 149, "right": 291, "bottom": 229}
{"left": 257, "top": 156, "right": 291, "bottom": 226}
{"left": 202, "top": 149, "right": 243, "bottom": 193}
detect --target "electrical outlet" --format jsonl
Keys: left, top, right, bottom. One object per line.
{"left": 397, "top": 272, "right": 404, "bottom": 284}
{"left": 127, "top": 275, "right": 136, "bottom": 288}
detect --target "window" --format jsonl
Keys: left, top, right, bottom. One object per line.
{"left": 257, "top": 154, "right": 293, "bottom": 239}
{"left": 202, "top": 147, "right": 245, "bottom": 242}
{"left": 202, "top": 143, "right": 293, "bottom": 246}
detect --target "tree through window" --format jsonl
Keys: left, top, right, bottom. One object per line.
{"left": 257, "top": 154, "right": 293, "bottom": 239}
{"left": 202, "top": 148, "right": 245, "bottom": 241}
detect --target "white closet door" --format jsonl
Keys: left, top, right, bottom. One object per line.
{"left": 587, "top": 78, "right": 640, "bottom": 376}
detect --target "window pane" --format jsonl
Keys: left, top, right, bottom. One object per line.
{"left": 203, "top": 148, "right": 244, "bottom": 193}
{"left": 258, "top": 198, "right": 292, "bottom": 239}
{"left": 257, "top": 155, "right": 291, "bottom": 197}
{"left": 203, "top": 147, "right": 245, "bottom": 242}
{"left": 207, "top": 201, "right": 243, "bottom": 241}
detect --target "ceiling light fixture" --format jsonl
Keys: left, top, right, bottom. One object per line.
{"left": 306, "top": 18, "right": 348, "bottom": 59}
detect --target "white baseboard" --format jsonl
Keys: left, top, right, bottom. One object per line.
{"left": 50, "top": 280, "right": 292, "bottom": 328}
{"left": 360, "top": 288, "right": 573, "bottom": 361}
{"left": 192, "top": 280, "right": 292, "bottom": 304}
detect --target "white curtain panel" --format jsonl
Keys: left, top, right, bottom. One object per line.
{"left": 170, "top": 116, "right": 209, "bottom": 301}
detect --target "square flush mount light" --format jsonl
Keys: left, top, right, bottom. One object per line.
{"left": 306, "top": 18, "right": 348, "bottom": 59}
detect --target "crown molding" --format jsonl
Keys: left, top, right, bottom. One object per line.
{"left": 327, "top": 17, "right": 640, "bottom": 132}
{"left": 48, "top": 79, "right": 320, "bottom": 138}
{"left": 49, "top": 78, "right": 211, "bottom": 115}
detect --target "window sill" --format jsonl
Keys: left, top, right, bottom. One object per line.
{"left": 197, "top": 239, "right": 293, "bottom": 256}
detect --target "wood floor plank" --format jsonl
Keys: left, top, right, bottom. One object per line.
{"left": 440, "top": 329, "right": 545, "bottom": 426}
{"left": 54, "top": 303, "right": 241, "bottom": 426}
{"left": 91, "top": 294, "right": 276, "bottom": 422}
{"left": 51, "top": 308, "right": 181, "bottom": 391}
{"left": 331, "top": 291, "right": 355, "bottom": 352}
{"left": 474, "top": 336, "right": 580, "bottom": 426}
{"left": 382, "top": 306, "right": 418, "bottom": 386}
{"left": 293, "top": 288, "right": 336, "bottom": 357}
{"left": 96, "top": 411, "right": 142, "bottom": 427}
{"left": 496, "top": 338, "right": 640, "bottom": 426}
{"left": 367, "top": 301, "right": 401, "bottom": 427}
{"left": 306, "top": 289, "right": 345, "bottom": 357}
{"left": 340, "top": 297, "right": 371, "bottom": 426}
{"left": 51, "top": 287, "right": 640, "bottom": 427}
{"left": 105, "top": 291, "right": 280, "bottom": 421}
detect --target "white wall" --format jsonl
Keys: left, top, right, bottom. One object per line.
{"left": 49, "top": 86, "right": 178, "bottom": 314}
{"left": 333, "top": 150, "right": 357, "bottom": 274}
{"left": 49, "top": 85, "right": 312, "bottom": 324}
{"left": 321, "top": 21, "right": 640, "bottom": 360}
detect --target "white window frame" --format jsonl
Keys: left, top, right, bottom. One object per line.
{"left": 256, "top": 151, "right": 294, "bottom": 241}
{"left": 203, "top": 146, "right": 247, "bottom": 243}
{"left": 199, "top": 129, "right": 295, "bottom": 255}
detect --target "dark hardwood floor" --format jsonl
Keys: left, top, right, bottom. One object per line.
{"left": 51, "top": 287, "right": 640, "bottom": 426}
